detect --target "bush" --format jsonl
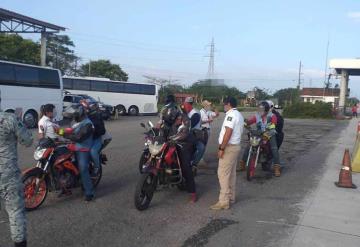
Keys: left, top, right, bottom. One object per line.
{"left": 283, "top": 102, "right": 333, "bottom": 119}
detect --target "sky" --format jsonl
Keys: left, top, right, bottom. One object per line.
{"left": 3, "top": 0, "right": 360, "bottom": 97}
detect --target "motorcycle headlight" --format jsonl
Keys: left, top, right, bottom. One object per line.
{"left": 34, "top": 148, "right": 47, "bottom": 161}
{"left": 149, "top": 143, "right": 163, "bottom": 156}
{"left": 250, "top": 137, "right": 261, "bottom": 147}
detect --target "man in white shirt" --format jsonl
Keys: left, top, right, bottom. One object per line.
{"left": 210, "top": 97, "right": 244, "bottom": 210}
{"left": 200, "top": 100, "right": 219, "bottom": 144}
{"left": 38, "top": 104, "right": 60, "bottom": 140}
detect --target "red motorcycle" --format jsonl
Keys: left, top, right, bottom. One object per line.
{"left": 22, "top": 138, "right": 106, "bottom": 211}
{"left": 134, "top": 122, "right": 187, "bottom": 211}
{"left": 245, "top": 128, "right": 273, "bottom": 181}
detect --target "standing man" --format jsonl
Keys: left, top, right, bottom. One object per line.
{"left": 211, "top": 97, "right": 244, "bottom": 210}
{"left": 0, "top": 90, "right": 33, "bottom": 247}
{"left": 182, "top": 97, "right": 205, "bottom": 169}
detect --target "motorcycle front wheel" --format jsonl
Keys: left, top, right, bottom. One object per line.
{"left": 246, "top": 155, "right": 257, "bottom": 181}
{"left": 134, "top": 173, "right": 158, "bottom": 211}
{"left": 139, "top": 151, "right": 150, "bottom": 174}
{"left": 23, "top": 169, "right": 48, "bottom": 211}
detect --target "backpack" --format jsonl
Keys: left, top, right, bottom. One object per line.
{"left": 272, "top": 110, "right": 284, "bottom": 133}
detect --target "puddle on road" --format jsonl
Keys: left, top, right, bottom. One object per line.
{"left": 182, "top": 218, "right": 238, "bottom": 247}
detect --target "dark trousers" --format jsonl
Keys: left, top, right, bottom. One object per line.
{"left": 177, "top": 143, "right": 196, "bottom": 193}
{"left": 276, "top": 132, "right": 284, "bottom": 149}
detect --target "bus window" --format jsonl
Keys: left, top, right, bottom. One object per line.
{"left": 39, "top": 69, "right": 60, "bottom": 89}
{"left": 108, "top": 82, "right": 124, "bottom": 93}
{"left": 63, "top": 78, "right": 73, "bottom": 89}
{"left": 91, "top": 80, "right": 108, "bottom": 92}
{"left": 73, "top": 79, "right": 90, "bottom": 90}
{"left": 0, "top": 63, "right": 15, "bottom": 83}
{"left": 125, "top": 83, "right": 140, "bottom": 94}
{"left": 14, "top": 65, "right": 39, "bottom": 87}
{"left": 141, "top": 85, "right": 155, "bottom": 95}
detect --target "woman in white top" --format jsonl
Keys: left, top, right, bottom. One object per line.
{"left": 38, "top": 104, "right": 60, "bottom": 140}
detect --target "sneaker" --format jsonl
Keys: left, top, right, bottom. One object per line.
{"left": 85, "top": 195, "right": 94, "bottom": 202}
{"left": 210, "top": 201, "right": 230, "bottom": 210}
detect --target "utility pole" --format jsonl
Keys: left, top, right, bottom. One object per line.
{"left": 297, "top": 61, "right": 303, "bottom": 89}
{"left": 206, "top": 38, "right": 215, "bottom": 80}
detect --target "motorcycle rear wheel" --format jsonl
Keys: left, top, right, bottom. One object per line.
{"left": 23, "top": 169, "right": 48, "bottom": 211}
{"left": 134, "top": 173, "right": 158, "bottom": 211}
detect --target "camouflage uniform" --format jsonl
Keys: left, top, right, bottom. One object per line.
{"left": 0, "top": 111, "right": 33, "bottom": 243}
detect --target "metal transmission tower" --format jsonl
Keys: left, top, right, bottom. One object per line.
{"left": 206, "top": 38, "right": 215, "bottom": 79}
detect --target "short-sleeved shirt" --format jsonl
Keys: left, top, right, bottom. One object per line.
{"left": 200, "top": 109, "right": 217, "bottom": 129}
{"left": 38, "top": 116, "right": 59, "bottom": 139}
{"left": 218, "top": 108, "right": 244, "bottom": 145}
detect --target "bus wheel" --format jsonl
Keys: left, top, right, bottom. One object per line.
{"left": 128, "top": 106, "right": 139, "bottom": 116}
{"left": 116, "top": 105, "right": 126, "bottom": 116}
{"left": 23, "top": 110, "right": 38, "bottom": 128}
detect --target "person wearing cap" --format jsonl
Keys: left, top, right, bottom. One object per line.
{"left": 200, "top": 100, "right": 219, "bottom": 144}
{"left": 182, "top": 97, "right": 205, "bottom": 170}
{"left": 210, "top": 96, "right": 244, "bottom": 210}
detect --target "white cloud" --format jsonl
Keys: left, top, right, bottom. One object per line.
{"left": 347, "top": 11, "right": 360, "bottom": 20}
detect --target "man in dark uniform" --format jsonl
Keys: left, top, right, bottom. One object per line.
{"left": 0, "top": 90, "right": 33, "bottom": 247}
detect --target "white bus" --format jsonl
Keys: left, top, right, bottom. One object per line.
{"left": 62, "top": 76, "right": 158, "bottom": 116}
{"left": 0, "top": 60, "right": 63, "bottom": 128}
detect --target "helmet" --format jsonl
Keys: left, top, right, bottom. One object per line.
{"left": 161, "top": 105, "right": 180, "bottom": 125}
{"left": 258, "top": 101, "right": 270, "bottom": 112}
{"left": 165, "top": 95, "right": 175, "bottom": 105}
{"left": 267, "top": 100, "right": 274, "bottom": 109}
{"left": 63, "top": 104, "right": 86, "bottom": 122}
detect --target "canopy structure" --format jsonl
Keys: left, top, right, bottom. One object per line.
{"left": 329, "top": 59, "right": 360, "bottom": 114}
{"left": 0, "top": 8, "right": 65, "bottom": 66}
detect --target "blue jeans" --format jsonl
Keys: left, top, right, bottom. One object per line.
{"left": 193, "top": 140, "right": 206, "bottom": 166}
{"left": 90, "top": 138, "right": 102, "bottom": 169}
{"left": 76, "top": 151, "right": 94, "bottom": 196}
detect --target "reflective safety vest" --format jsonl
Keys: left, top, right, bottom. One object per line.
{"left": 188, "top": 108, "right": 201, "bottom": 130}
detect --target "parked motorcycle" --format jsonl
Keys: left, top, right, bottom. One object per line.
{"left": 245, "top": 128, "right": 273, "bottom": 181}
{"left": 134, "top": 121, "right": 186, "bottom": 211}
{"left": 22, "top": 138, "right": 107, "bottom": 211}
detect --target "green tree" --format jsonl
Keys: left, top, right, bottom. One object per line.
{"left": 273, "top": 88, "right": 300, "bottom": 106}
{"left": 46, "top": 34, "right": 79, "bottom": 75}
{"left": 0, "top": 34, "right": 40, "bottom": 65}
{"left": 187, "top": 81, "right": 245, "bottom": 104}
{"left": 80, "top": 59, "right": 128, "bottom": 81}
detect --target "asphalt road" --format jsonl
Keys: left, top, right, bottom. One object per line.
{"left": 0, "top": 114, "right": 348, "bottom": 247}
